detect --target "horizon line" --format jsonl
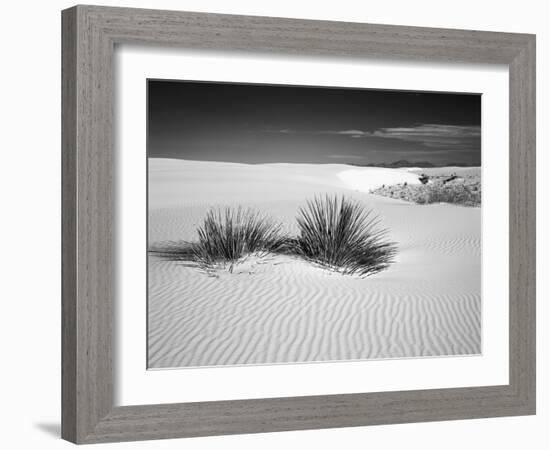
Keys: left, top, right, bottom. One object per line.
{"left": 147, "top": 157, "right": 481, "bottom": 168}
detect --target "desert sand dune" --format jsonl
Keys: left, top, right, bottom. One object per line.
{"left": 148, "top": 158, "right": 481, "bottom": 369}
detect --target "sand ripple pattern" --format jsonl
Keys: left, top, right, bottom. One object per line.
{"left": 148, "top": 252, "right": 481, "bottom": 368}
{"left": 147, "top": 159, "right": 482, "bottom": 368}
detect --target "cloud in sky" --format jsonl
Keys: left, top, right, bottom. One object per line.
{"left": 269, "top": 124, "right": 481, "bottom": 150}
{"left": 366, "top": 124, "right": 481, "bottom": 148}
{"left": 325, "top": 154, "right": 368, "bottom": 160}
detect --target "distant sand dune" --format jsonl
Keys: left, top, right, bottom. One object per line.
{"left": 337, "top": 167, "right": 421, "bottom": 193}
{"left": 148, "top": 159, "right": 481, "bottom": 369}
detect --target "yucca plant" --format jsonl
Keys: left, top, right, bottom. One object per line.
{"left": 294, "top": 195, "right": 396, "bottom": 277}
{"left": 152, "top": 207, "right": 286, "bottom": 272}
{"left": 151, "top": 198, "right": 396, "bottom": 276}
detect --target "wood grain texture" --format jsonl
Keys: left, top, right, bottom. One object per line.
{"left": 61, "top": 4, "right": 536, "bottom": 444}
{"left": 508, "top": 36, "right": 536, "bottom": 408}
{"left": 61, "top": 7, "right": 77, "bottom": 443}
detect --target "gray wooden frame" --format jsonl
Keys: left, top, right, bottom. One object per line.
{"left": 62, "top": 4, "right": 536, "bottom": 444}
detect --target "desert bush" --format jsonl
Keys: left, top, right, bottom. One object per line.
{"left": 370, "top": 180, "right": 481, "bottom": 207}
{"left": 423, "top": 184, "right": 481, "bottom": 206}
{"left": 153, "top": 207, "right": 286, "bottom": 272}
{"left": 293, "top": 195, "right": 396, "bottom": 277}
{"left": 152, "top": 199, "right": 397, "bottom": 277}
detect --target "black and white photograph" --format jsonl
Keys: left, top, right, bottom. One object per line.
{"left": 1, "top": 0, "right": 543, "bottom": 447}
{"left": 147, "top": 80, "right": 482, "bottom": 369}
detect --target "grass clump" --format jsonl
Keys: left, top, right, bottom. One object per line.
{"left": 151, "top": 197, "right": 397, "bottom": 277}
{"left": 294, "top": 195, "right": 396, "bottom": 277}
{"left": 153, "top": 207, "right": 285, "bottom": 273}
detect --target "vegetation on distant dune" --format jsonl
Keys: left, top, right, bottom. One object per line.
{"left": 293, "top": 195, "right": 397, "bottom": 276}
{"left": 370, "top": 173, "right": 481, "bottom": 207}
{"left": 152, "top": 196, "right": 397, "bottom": 277}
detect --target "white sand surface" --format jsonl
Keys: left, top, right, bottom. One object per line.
{"left": 337, "top": 167, "right": 421, "bottom": 192}
{"left": 148, "top": 158, "right": 481, "bottom": 368}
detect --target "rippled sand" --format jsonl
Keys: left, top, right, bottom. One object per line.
{"left": 147, "top": 159, "right": 481, "bottom": 368}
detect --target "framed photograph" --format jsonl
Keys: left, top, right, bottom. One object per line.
{"left": 62, "top": 5, "right": 536, "bottom": 444}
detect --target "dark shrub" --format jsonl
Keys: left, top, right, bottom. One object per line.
{"left": 293, "top": 195, "right": 396, "bottom": 277}
{"left": 152, "top": 207, "right": 285, "bottom": 272}
{"left": 152, "top": 198, "right": 397, "bottom": 277}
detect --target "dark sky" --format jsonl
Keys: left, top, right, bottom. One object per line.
{"left": 148, "top": 79, "right": 481, "bottom": 166}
